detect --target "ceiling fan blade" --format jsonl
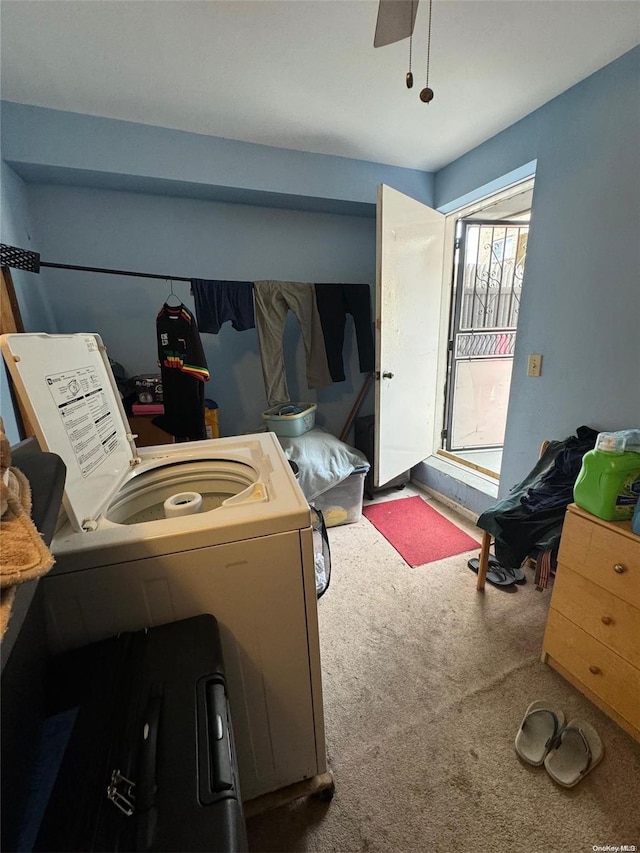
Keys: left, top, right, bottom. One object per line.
{"left": 374, "top": 0, "right": 419, "bottom": 48}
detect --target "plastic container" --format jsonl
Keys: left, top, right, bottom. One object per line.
{"left": 595, "top": 429, "right": 640, "bottom": 454}
{"left": 262, "top": 403, "right": 317, "bottom": 437}
{"left": 132, "top": 374, "right": 163, "bottom": 404}
{"left": 574, "top": 431, "right": 640, "bottom": 521}
{"left": 312, "top": 467, "right": 369, "bottom": 528}
{"left": 204, "top": 399, "right": 219, "bottom": 439}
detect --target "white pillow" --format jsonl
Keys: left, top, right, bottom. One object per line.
{"left": 276, "top": 427, "right": 369, "bottom": 501}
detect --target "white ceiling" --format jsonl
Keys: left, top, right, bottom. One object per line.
{"left": 1, "top": 0, "right": 639, "bottom": 172}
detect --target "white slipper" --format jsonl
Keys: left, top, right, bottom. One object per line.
{"left": 515, "top": 700, "right": 565, "bottom": 766}
{"left": 544, "top": 719, "right": 604, "bottom": 787}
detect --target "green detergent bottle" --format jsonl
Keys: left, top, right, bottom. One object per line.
{"left": 573, "top": 430, "right": 640, "bottom": 521}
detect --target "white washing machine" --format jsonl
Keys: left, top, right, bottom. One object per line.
{"left": 1, "top": 332, "right": 326, "bottom": 801}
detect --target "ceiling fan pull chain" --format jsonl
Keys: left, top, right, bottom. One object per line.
{"left": 406, "top": 0, "right": 414, "bottom": 87}
{"left": 420, "top": 0, "right": 434, "bottom": 103}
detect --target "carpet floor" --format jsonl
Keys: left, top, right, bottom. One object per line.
{"left": 246, "top": 487, "right": 640, "bottom": 852}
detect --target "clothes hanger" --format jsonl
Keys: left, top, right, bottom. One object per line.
{"left": 164, "top": 278, "right": 182, "bottom": 306}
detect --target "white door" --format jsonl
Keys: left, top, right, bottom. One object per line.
{"left": 375, "top": 184, "right": 446, "bottom": 486}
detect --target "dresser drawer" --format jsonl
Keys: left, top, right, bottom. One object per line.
{"left": 544, "top": 609, "right": 640, "bottom": 730}
{"left": 552, "top": 565, "right": 640, "bottom": 667}
{"left": 557, "top": 508, "right": 640, "bottom": 607}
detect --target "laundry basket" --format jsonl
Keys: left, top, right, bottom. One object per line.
{"left": 262, "top": 404, "right": 317, "bottom": 437}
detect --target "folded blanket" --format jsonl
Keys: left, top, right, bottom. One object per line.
{"left": 0, "top": 421, "right": 54, "bottom": 639}
{"left": 276, "top": 426, "right": 369, "bottom": 502}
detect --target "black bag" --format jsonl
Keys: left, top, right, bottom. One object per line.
{"left": 310, "top": 506, "right": 332, "bottom": 598}
{"left": 32, "top": 616, "right": 247, "bottom": 852}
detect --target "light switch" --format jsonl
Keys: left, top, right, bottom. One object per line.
{"left": 527, "top": 354, "right": 542, "bottom": 377}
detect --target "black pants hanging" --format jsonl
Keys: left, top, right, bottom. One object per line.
{"left": 314, "top": 284, "right": 374, "bottom": 382}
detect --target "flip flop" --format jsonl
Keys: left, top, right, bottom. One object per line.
{"left": 467, "top": 557, "right": 516, "bottom": 588}
{"left": 485, "top": 554, "right": 527, "bottom": 584}
{"left": 544, "top": 719, "right": 604, "bottom": 787}
{"left": 514, "top": 700, "right": 565, "bottom": 765}
{"left": 502, "top": 564, "right": 527, "bottom": 585}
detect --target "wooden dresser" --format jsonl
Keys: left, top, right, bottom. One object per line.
{"left": 542, "top": 503, "right": 640, "bottom": 742}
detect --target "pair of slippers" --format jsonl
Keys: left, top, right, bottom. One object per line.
{"left": 467, "top": 555, "right": 526, "bottom": 588}
{"left": 514, "top": 700, "right": 604, "bottom": 787}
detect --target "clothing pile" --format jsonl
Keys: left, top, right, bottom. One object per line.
{"left": 476, "top": 426, "right": 598, "bottom": 589}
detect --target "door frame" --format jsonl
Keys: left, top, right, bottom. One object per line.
{"left": 444, "top": 217, "right": 528, "bottom": 453}
{"left": 432, "top": 177, "right": 536, "bottom": 467}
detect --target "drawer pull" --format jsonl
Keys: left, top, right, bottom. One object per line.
{"left": 601, "top": 616, "right": 612, "bottom": 625}
{"left": 613, "top": 564, "right": 626, "bottom": 574}
{"left": 589, "top": 665, "right": 601, "bottom": 675}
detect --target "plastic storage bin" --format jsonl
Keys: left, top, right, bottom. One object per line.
{"left": 312, "top": 467, "right": 369, "bottom": 528}
{"left": 262, "top": 403, "right": 317, "bottom": 437}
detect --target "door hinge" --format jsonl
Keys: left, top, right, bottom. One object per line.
{"left": 454, "top": 237, "right": 461, "bottom": 251}
{"left": 447, "top": 339, "right": 454, "bottom": 352}
{"left": 441, "top": 429, "right": 448, "bottom": 441}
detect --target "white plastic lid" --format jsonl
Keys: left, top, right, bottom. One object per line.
{"left": 0, "top": 333, "right": 137, "bottom": 531}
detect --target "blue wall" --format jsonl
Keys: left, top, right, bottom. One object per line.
{"left": 434, "top": 46, "right": 640, "bottom": 496}
{"left": 0, "top": 161, "right": 57, "bottom": 444}
{"left": 0, "top": 161, "right": 56, "bottom": 332}
{"left": 23, "top": 183, "right": 377, "bottom": 438}
{"left": 2, "top": 101, "right": 434, "bottom": 213}
{"left": 2, "top": 48, "right": 639, "bottom": 490}
{"left": 1, "top": 103, "right": 435, "bottom": 441}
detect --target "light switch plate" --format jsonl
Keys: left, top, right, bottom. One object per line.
{"left": 527, "top": 354, "right": 542, "bottom": 376}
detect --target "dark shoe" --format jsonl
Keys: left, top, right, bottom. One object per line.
{"left": 467, "top": 557, "right": 516, "bottom": 588}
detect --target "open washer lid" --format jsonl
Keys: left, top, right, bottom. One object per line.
{"left": 1, "top": 333, "right": 139, "bottom": 532}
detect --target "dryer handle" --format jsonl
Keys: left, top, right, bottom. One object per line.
{"left": 196, "top": 678, "right": 234, "bottom": 804}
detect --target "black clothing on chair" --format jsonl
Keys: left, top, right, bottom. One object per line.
{"left": 477, "top": 426, "right": 598, "bottom": 580}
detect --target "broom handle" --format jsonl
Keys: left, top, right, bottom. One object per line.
{"left": 339, "top": 372, "right": 374, "bottom": 442}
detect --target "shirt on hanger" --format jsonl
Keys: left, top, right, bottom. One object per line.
{"left": 154, "top": 303, "right": 209, "bottom": 441}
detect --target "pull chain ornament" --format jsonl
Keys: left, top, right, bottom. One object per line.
{"left": 419, "top": 0, "right": 434, "bottom": 103}
{"left": 406, "top": 0, "right": 414, "bottom": 87}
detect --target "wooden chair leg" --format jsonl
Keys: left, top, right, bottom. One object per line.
{"left": 476, "top": 531, "right": 492, "bottom": 591}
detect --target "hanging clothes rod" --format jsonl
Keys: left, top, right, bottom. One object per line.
{"left": 40, "top": 261, "right": 191, "bottom": 282}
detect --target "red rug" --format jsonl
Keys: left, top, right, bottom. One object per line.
{"left": 362, "top": 495, "right": 480, "bottom": 567}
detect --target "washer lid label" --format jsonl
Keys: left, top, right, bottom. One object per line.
{"left": 46, "top": 364, "right": 119, "bottom": 478}
{"left": 0, "top": 332, "right": 136, "bottom": 531}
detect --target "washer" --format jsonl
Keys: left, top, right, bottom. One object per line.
{"left": 1, "top": 332, "right": 326, "bottom": 801}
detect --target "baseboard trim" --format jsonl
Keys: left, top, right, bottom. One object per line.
{"left": 411, "top": 479, "right": 480, "bottom": 525}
